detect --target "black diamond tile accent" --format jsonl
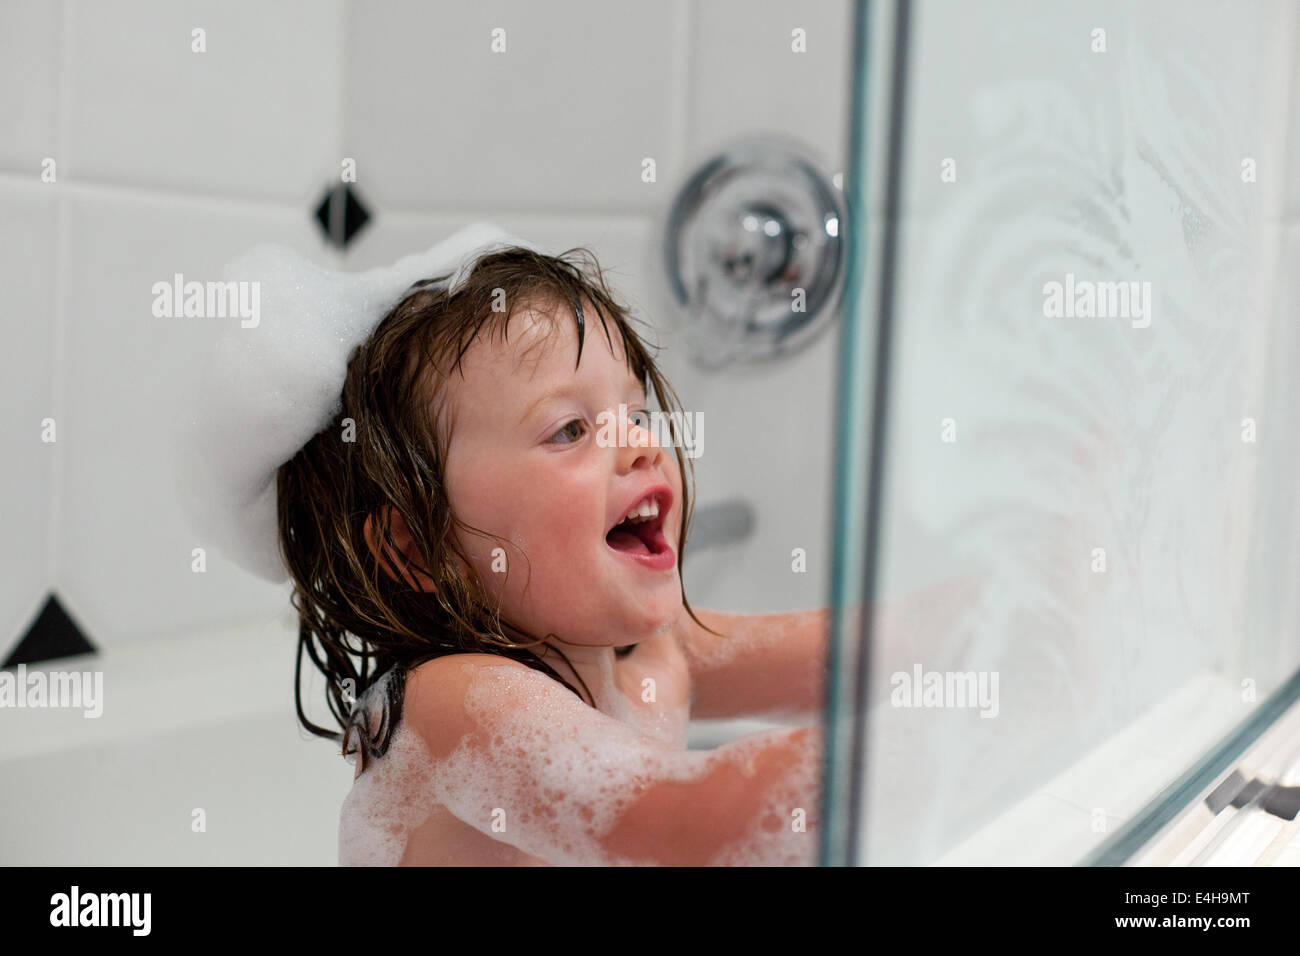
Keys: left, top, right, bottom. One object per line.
{"left": 2, "top": 593, "right": 98, "bottom": 669}
{"left": 313, "top": 182, "right": 372, "bottom": 249}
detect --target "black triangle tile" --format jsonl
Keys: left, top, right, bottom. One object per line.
{"left": 2, "top": 593, "right": 98, "bottom": 669}
{"left": 313, "top": 182, "right": 372, "bottom": 249}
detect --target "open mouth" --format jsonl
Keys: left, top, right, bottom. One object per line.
{"left": 605, "top": 489, "right": 672, "bottom": 557}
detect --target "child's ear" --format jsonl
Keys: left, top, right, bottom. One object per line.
{"left": 362, "top": 506, "right": 438, "bottom": 592}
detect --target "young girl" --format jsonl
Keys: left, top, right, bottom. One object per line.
{"left": 276, "top": 243, "right": 829, "bottom": 866}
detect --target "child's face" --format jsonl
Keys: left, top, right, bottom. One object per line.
{"left": 438, "top": 299, "right": 684, "bottom": 648}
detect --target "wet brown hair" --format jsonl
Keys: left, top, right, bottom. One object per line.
{"left": 276, "top": 244, "right": 715, "bottom": 773}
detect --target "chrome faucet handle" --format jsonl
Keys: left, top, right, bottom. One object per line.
{"left": 663, "top": 137, "right": 846, "bottom": 369}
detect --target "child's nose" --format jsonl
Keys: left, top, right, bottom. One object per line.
{"left": 617, "top": 412, "right": 664, "bottom": 469}
{"left": 621, "top": 442, "right": 663, "bottom": 474}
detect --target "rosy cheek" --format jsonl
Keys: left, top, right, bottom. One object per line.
{"left": 542, "top": 510, "right": 589, "bottom": 555}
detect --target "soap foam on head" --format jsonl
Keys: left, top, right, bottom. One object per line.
{"left": 172, "top": 224, "right": 538, "bottom": 583}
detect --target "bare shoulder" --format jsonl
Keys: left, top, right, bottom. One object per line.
{"left": 403, "top": 654, "right": 533, "bottom": 717}
{"left": 401, "top": 653, "right": 556, "bottom": 759}
{"left": 406, "top": 652, "right": 529, "bottom": 692}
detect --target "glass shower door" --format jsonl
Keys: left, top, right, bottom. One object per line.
{"left": 827, "top": 0, "right": 1300, "bottom": 865}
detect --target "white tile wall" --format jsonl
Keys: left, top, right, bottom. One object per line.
{"left": 0, "top": 0, "right": 850, "bottom": 865}
{"left": 688, "top": 0, "right": 853, "bottom": 175}
{"left": 0, "top": 1, "right": 61, "bottom": 174}
{"left": 0, "top": 184, "right": 60, "bottom": 653}
{"left": 65, "top": 0, "right": 346, "bottom": 203}
{"left": 1, "top": 0, "right": 851, "bottom": 654}
{"left": 1289, "top": 21, "right": 1300, "bottom": 218}
{"left": 56, "top": 190, "right": 325, "bottom": 646}
{"left": 343, "top": 0, "right": 687, "bottom": 213}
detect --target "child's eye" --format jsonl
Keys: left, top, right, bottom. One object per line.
{"left": 629, "top": 409, "right": 651, "bottom": 429}
{"left": 547, "top": 419, "right": 587, "bottom": 444}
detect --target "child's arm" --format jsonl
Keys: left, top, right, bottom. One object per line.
{"left": 676, "top": 572, "right": 992, "bottom": 722}
{"left": 403, "top": 654, "right": 822, "bottom": 866}
{"left": 673, "top": 607, "right": 830, "bottom": 722}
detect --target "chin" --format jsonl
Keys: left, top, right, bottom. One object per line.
{"left": 626, "top": 594, "right": 681, "bottom": 638}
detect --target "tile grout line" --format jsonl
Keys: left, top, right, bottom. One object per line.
{"left": 672, "top": 0, "right": 693, "bottom": 180}
{"left": 47, "top": 0, "right": 74, "bottom": 593}
{"left": 0, "top": 169, "right": 664, "bottom": 226}
{"left": 1288, "top": 9, "right": 1300, "bottom": 219}
{"left": 331, "top": 0, "right": 351, "bottom": 266}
